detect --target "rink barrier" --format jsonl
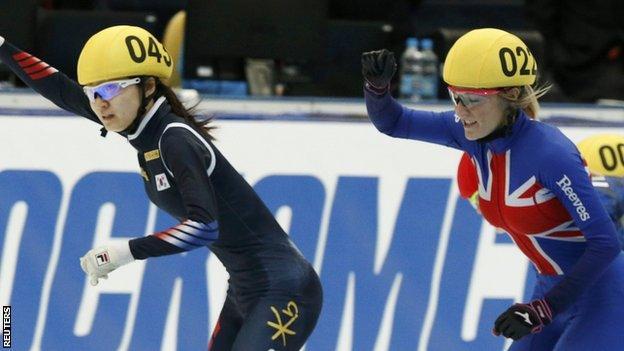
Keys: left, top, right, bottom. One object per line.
{"left": 0, "top": 91, "right": 622, "bottom": 350}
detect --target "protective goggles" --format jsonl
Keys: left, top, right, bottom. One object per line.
{"left": 83, "top": 78, "right": 141, "bottom": 102}
{"left": 447, "top": 86, "right": 502, "bottom": 108}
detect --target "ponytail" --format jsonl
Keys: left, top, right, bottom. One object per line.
{"left": 154, "top": 78, "right": 216, "bottom": 140}
{"left": 500, "top": 84, "right": 551, "bottom": 120}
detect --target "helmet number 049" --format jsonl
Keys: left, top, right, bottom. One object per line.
{"left": 125, "top": 35, "right": 172, "bottom": 67}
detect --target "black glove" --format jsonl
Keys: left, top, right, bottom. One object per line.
{"left": 361, "top": 49, "right": 397, "bottom": 95}
{"left": 493, "top": 299, "right": 553, "bottom": 340}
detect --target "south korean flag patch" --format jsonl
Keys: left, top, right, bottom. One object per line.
{"left": 155, "top": 173, "right": 171, "bottom": 191}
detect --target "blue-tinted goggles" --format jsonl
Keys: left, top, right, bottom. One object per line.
{"left": 83, "top": 78, "right": 141, "bottom": 102}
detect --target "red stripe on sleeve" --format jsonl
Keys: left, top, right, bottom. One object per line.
{"left": 29, "top": 67, "right": 57, "bottom": 80}
{"left": 18, "top": 56, "right": 41, "bottom": 68}
{"left": 154, "top": 231, "right": 169, "bottom": 240}
{"left": 24, "top": 62, "right": 49, "bottom": 74}
{"left": 12, "top": 52, "right": 32, "bottom": 60}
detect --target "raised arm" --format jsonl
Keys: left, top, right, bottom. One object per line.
{"left": 361, "top": 49, "right": 466, "bottom": 149}
{"left": 0, "top": 36, "right": 100, "bottom": 124}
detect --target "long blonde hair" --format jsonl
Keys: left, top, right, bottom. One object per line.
{"left": 499, "top": 84, "right": 551, "bottom": 120}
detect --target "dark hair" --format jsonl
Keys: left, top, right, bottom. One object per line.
{"left": 150, "top": 77, "right": 216, "bottom": 140}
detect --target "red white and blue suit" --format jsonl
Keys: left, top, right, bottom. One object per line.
{"left": 365, "top": 89, "right": 624, "bottom": 350}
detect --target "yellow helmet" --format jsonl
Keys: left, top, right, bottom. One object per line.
{"left": 577, "top": 134, "right": 624, "bottom": 177}
{"left": 443, "top": 28, "right": 537, "bottom": 89}
{"left": 77, "top": 25, "right": 173, "bottom": 85}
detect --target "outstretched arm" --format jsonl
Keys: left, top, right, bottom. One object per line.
{"left": 0, "top": 36, "right": 100, "bottom": 124}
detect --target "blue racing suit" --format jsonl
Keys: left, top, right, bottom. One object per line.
{"left": 365, "top": 89, "right": 624, "bottom": 350}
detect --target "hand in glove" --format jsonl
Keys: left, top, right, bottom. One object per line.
{"left": 80, "top": 242, "right": 135, "bottom": 286}
{"left": 493, "top": 299, "right": 553, "bottom": 340}
{"left": 361, "top": 49, "right": 397, "bottom": 95}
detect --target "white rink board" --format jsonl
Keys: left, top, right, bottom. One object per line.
{"left": 0, "top": 94, "right": 622, "bottom": 350}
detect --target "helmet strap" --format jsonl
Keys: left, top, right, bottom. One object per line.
{"left": 477, "top": 109, "right": 518, "bottom": 143}
{"left": 120, "top": 77, "right": 158, "bottom": 136}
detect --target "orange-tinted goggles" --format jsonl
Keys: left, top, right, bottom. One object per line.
{"left": 448, "top": 86, "right": 502, "bottom": 107}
